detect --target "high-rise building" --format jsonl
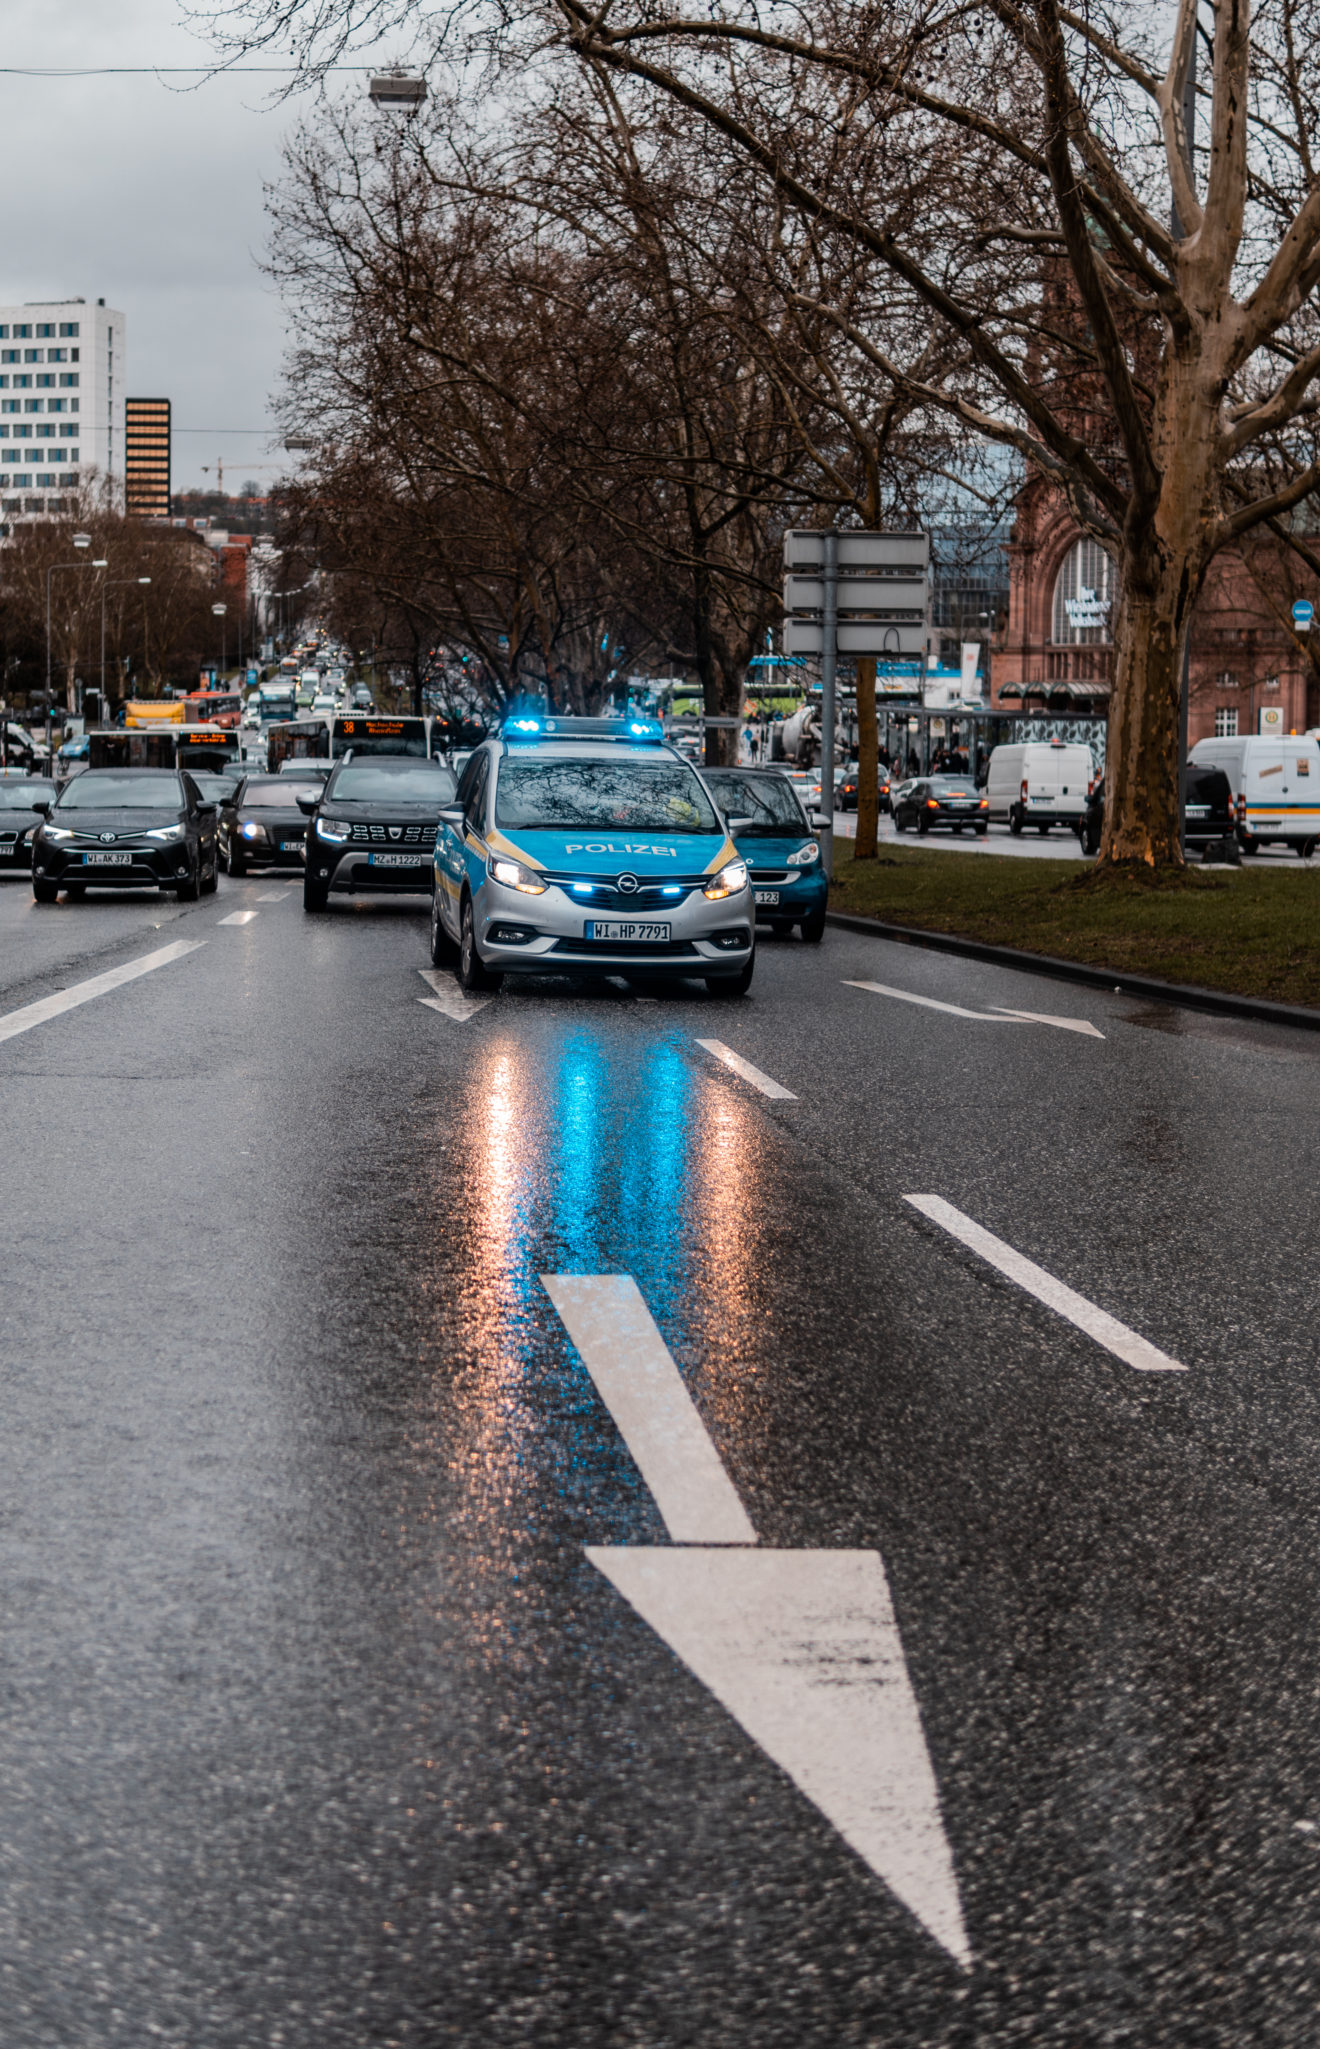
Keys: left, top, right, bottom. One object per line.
{"left": 0, "top": 296, "right": 124, "bottom": 512}
{"left": 126, "top": 397, "right": 170, "bottom": 517}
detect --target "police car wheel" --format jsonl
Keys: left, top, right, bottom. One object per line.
{"left": 706, "top": 952, "right": 755, "bottom": 997}
{"left": 459, "top": 895, "right": 502, "bottom": 992}
{"left": 430, "top": 888, "right": 457, "bottom": 966}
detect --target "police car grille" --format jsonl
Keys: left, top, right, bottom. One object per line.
{"left": 348, "top": 821, "right": 433, "bottom": 844}
{"left": 551, "top": 937, "right": 701, "bottom": 959}
{"left": 542, "top": 873, "right": 705, "bottom": 911}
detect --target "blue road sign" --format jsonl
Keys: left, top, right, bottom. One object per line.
{"left": 1293, "top": 599, "right": 1314, "bottom": 627}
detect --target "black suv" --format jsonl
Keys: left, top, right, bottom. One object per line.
{"left": 1076, "top": 766, "right": 1235, "bottom": 857}
{"left": 299, "top": 755, "right": 457, "bottom": 911}
{"left": 219, "top": 772, "right": 324, "bottom": 876}
{"left": 31, "top": 768, "right": 218, "bottom": 902}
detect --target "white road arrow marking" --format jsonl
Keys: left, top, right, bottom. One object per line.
{"left": 845, "top": 980, "right": 1103, "bottom": 1037}
{"left": 695, "top": 1037, "right": 798, "bottom": 1099}
{"left": 904, "top": 1194, "right": 1186, "bottom": 1374}
{"left": 417, "top": 969, "right": 492, "bottom": 1022}
{"left": 544, "top": 1272, "right": 969, "bottom": 1966}
{"left": 0, "top": 939, "right": 205, "bottom": 1046}
{"left": 588, "top": 1545, "right": 971, "bottom": 1970}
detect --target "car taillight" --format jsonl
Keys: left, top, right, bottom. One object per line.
{"left": 1020, "top": 779, "right": 1029, "bottom": 801}
{"left": 926, "top": 798, "right": 939, "bottom": 809}
{"left": 1235, "top": 792, "right": 1245, "bottom": 823}
{"left": 1087, "top": 775, "right": 1097, "bottom": 796}
{"left": 979, "top": 798, "right": 988, "bottom": 809}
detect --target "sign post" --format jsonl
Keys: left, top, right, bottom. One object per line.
{"left": 1292, "top": 598, "right": 1314, "bottom": 630}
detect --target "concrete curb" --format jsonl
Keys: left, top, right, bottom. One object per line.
{"left": 823, "top": 910, "right": 1320, "bottom": 1034}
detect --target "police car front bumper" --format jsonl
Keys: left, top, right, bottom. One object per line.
{"left": 472, "top": 874, "right": 755, "bottom": 977}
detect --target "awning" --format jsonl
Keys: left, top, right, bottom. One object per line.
{"left": 1067, "top": 680, "right": 1111, "bottom": 702}
{"left": 995, "top": 682, "right": 1026, "bottom": 702}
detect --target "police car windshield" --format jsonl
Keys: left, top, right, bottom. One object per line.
{"left": 703, "top": 770, "right": 804, "bottom": 833}
{"left": 57, "top": 772, "right": 186, "bottom": 809}
{"left": 329, "top": 763, "right": 456, "bottom": 802}
{"left": 496, "top": 759, "right": 720, "bottom": 834}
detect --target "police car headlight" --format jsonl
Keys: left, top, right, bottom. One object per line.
{"left": 316, "top": 816, "right": 352, "bottom": 842}
{"left": 147, "top": 823, "right": 185, "bottom": 842}
{"left": 787, "top": 840, "right": 819, "bottom": 866}
{"left": 702, "top": 858, "right": 749, "bottom": 900}
{"left": 488, "top": 854, "right": 546, "bottom": 895}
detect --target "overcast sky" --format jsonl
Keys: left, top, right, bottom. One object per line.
{"left": 2, "top": 0, "right": 381, "bottom": 493}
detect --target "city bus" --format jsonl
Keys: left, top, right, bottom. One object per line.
{"left": 89, "top": 727, "right": 241, "bottom": 774}
{"left": 329, "top": 714, "right": 431, "bottom": 759}
{"left": 267, "top": 718, "right": 331, "bottom": 771}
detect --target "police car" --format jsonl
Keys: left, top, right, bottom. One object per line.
{"left": 430, "top": 716, "right": 755, "bottom": 995}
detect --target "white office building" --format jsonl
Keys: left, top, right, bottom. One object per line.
{"left": 0, "top": 297, "right": 124, "bottom": 510}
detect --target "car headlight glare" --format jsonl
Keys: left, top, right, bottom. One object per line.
{"left": 316, "top": 816, "right": 351, "bottom": 842}
{"left": 240, "top": 819, "right": 265, "bottom": 840}
{"left": 489, "top": 854, "right": 546, "bottom": 895}
{"left": 147, "top": 823, "right": 185, "bottom": 842}
{"left": 42, "top": 825, "right": 74, "bottom": 841}
{"left": 702, "top": 858, "right": 749, "bottom": 900}
{"left": 786, "top": 840, "right": 820, "bottom": 867}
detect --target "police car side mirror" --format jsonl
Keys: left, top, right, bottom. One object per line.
{"left": 295, "top": 792, "right": 319, "bottom": 815}
{"left": 439, "top": 806, "right": 464, "bottom": 828}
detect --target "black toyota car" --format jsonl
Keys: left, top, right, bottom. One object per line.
{"left": 218, "top": 772, "right": 324, "bottom": 876}
{"left": 0, "top": 777, "right": 56, "bottom": 870}
{"left": 299, "top": 755, "right": 457, "bottom": 911}
{"left": 31, "top": 767, "right": 218, "bottom": 902}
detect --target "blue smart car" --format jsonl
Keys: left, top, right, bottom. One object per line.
{"left": 430, "top": 716, "right": 755, "bottom": 995}
{"left": 701, "top": 766, "right": 828, "bottom": 942}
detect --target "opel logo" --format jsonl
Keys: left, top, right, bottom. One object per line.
{"left": 100, "top": 832, "right": 116, "bottom": 843}
{"left": 617, "top": 872, "right": 639, "bottom": 895}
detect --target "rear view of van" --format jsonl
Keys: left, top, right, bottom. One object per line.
{"left": 1189, "top": 734, "right": 1320, "bottom": 854}
{"left": 985, "top": 740, "right": 1096, "bottom": 834}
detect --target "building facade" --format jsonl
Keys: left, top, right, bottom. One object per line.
{"left": 125, "top": 397, "right": 170, "bottom": 518}
{"left": 0, "top": 297, "right": 124, "bottom": 513}
{"left": 990, "top": 477, "right": 1318, "bottom": 743}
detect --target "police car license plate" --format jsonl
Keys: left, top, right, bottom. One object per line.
{"left": 754, "top": 889, "right": 780, "bottom": 906}
{"left": 85, "top": 851, "right": 131, "bottom": 865}
{"left": 368, "top": 851, "right": 419, "bottom": 867}
{"left": 585, "top": 920, "right": 670, "bottom": 942}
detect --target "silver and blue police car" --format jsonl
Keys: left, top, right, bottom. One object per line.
{"left": 430, "top": 716, "right": 755, "bottom": 995}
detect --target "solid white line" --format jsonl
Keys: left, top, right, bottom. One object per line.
{"left": 416, "top": 968, "right": 491, "bottom": 1021}
{"left": 903, "top": 1194, "right": 1187, "bottom": 1374}
{"left": 217, "top": 910, "right": 259, "bottom": 925}
{"left": 845, "top": 979, "right": 1029, "bottom": 1022}
{"left": 696, "top": 1037, "right": 798, "bottom": 1100}
{"left": 542, "top": 1274, "right": 757, "bottom": 1544}
{"left": 0, "top": 939, "right": 206, "bottom": 1046}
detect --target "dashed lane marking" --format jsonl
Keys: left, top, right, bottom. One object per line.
{"left": 0, "top": 939, "right": 206, "bottom": 1046}
{"left": 545, "top": 1272, "right": 970, "bottom": 1966}
{"left": 695, "top": 1038, "right": 798, "bottom": 1100}
{"left": 903, "top": 1194, "right": 1187, "bottom": 1374}
{"left": 845, "top": 980, "right": 1104, "bottom": 1037}
{"left": 255, "top": 891, "right": 291, "bottom": 902}
{"left": 217, "top": 910, "right": 259, "bottom": 926}
{"left": 416, "top": 968, "right": 493, "bottom": 1022}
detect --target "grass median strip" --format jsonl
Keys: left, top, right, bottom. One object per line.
{"left": 829, "top": 843, "right": 1320, "bottom": 1008}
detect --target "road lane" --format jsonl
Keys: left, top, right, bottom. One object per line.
{"left": 2, "top": 898, "right": 1320, "bottom": 2043}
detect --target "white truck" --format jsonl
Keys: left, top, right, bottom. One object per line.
{"left": 1189, "top": 733, "right": 1320, "bottom": 854}
{"left": 985, "top": 739, "right": 1096, "bottom": 834}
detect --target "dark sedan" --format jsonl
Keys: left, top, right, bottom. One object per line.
{"left": 31, "top": 768, "right": 218, "bottom": 902}
{"left": 0, "top": 777, "right": 56, "bottom": 870}
{"left": 218, "top": 773, "right": 325, "bottom": 876}
{"left": 299, "top": 756, "right": 457, "bottom": 911}
{"left": 836, "top": 767, "right": 893, "bottom": 814}
{"left": 893, "top": 775, "right": 988, "bottom": 835}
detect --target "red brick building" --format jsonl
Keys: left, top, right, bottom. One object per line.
{"left": 991, "top": 475, "right": 1320, "bottom": 742}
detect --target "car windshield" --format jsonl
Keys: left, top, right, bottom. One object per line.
{"left": 329, "top": 764, "right": 456, "bottom": 803}
{"left": 242, "top": 779, "right": 322, "bottom": 807}
{"left": 496, "top": 759, "right": 720, "bottom": 834}
{"left": 702, "top": 770, "right": 806, "bottom": 834}
{"left": 56, "top": 772, "right": 185, "bottom": 810}
{"left": 0, "top": 781, "right": 53, "bottom": 809}
{"left": 191, "top": 774, "right": 240, "bottom": 802}
{"left": 278, "top": 761, "right": 329, "bottom": 776}
{"left": 931, "top": 779, "right": 978, "bottom": 796}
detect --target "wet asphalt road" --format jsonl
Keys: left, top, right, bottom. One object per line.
{"left": 3, "top": 870, "right": 1320, "bottom": 2046}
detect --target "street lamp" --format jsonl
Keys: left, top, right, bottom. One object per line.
{"left": 212, "top": 602, "right": 228, "bottom": 680}
{"left": 46, "top": 549, "right": 108, "bottom": 754}
{"left": 101, "top": 577, "right": 151, "bottom": 711}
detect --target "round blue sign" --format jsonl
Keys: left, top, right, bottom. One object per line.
{"left": 1293, "top": 599, "right": 1315, "bottom": 627}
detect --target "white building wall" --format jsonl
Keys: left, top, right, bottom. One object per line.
{"left": 0, "top": 297, "right": 124, "bottom": 510}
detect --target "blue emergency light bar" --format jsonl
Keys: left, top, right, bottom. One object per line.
{"left": 499, "top": 715, "right": 665, "bottom": 743}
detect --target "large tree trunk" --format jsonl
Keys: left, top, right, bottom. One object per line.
{"left": 1101, "top": 552, "right": 1194, "bottom": 866}
{"left": 854, "top": 656, "right": 879, "bottom": 859}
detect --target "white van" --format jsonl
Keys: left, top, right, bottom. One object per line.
{"left": 985, "top": 739, "right": 1095, "bottom": 834}
{"left": 1189, "top": 733, "right": 1320, "bottom": 853}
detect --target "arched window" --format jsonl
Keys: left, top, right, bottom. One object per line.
{"left": 1052, "top": 536, "right": 1116, "bottom": 645}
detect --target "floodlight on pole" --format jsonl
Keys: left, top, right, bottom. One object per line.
{"left": 72, "top": 533, "right": 91, "bottom": 549}
{"left": 369, "top": 69, "right": 426, "bottom": 110}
